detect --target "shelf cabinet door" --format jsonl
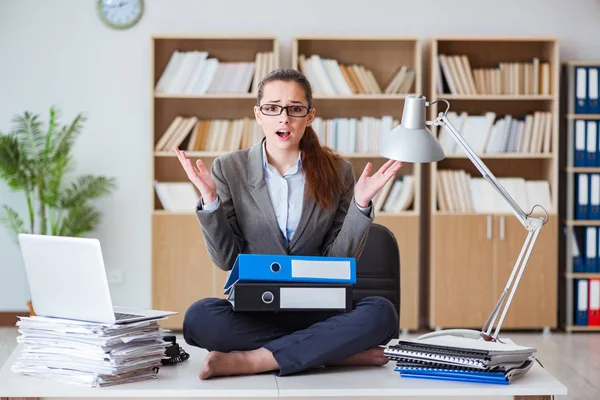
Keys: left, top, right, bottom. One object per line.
{"left": 152, "top": 214, "right": 218, "bottom": 329}
{"left": 493, "top": 215, "right": 558, "bottom": 329}
{"left": 430, "top": 215, "right": 496, "bottom": 328}
{"left": 374, "top": 215, "right": 419, "bottom": 331}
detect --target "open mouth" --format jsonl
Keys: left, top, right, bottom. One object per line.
{"left": 276, "top": 129, "right": 291, "bottom": 140}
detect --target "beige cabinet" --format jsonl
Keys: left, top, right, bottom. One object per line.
{"left": 430, "top": 214, "right": 557, "bottom": 330}
{"left": 152, "top": 214, "right": 225, "bottom": 330}
{"left": 374, "top": 215, "right": 420, "bottom": 331}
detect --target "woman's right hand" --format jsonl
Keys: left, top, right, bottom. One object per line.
{"left": 173, "top": 147, "right": 217, "bottom": 204}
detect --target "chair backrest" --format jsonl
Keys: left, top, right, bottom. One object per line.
{"left": 353, "top": 223, "right": 401, "bottom": 319}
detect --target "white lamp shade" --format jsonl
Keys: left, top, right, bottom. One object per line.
{"left": 378, "top": 95, "right": 445, "bottom": 163}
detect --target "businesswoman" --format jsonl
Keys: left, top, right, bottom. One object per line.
{"left": 174, "top": 68, "right": 402, "bottom": 380}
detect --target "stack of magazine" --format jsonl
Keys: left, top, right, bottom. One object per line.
{"left": 11, "top": 315, "right": 169, "bottom": 387}
{"left": 384, "top": 336, "right": 537, "bottom": 385}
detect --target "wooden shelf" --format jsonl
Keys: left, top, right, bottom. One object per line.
{"left": 443, "top": 153, "right": 554, "bottom": 159}
{"left": 565, "top": 167, "right": 600, "bottom": 173}
{"left": 566, "top": 273, "right": 600, "bottom": 279}
{"left": 428, "top": 36, "right": 559, "bottom": 331}
{"left": 565, "top": 325, "right": 600, "bottom": 332}
{"left": 561, "top": 60, "right": 600, "bottom": 331}
{"left": 566, "top": 114, "right": 600, "bottom": 120}
{"left": 435, "top": 94, "right": 554, "bottom": 101}
{"left": 312, "top": 94, "right": 413, "bottom": 100}
{"left": 564, "top": 220, "right": 600, "bottom": 226}
{"left": 154, "top": 92, "right": 256, "bottom": 99}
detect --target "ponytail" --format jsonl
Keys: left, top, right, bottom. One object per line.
{"left": 300, "top": 126, "right": 345, "bottom": 209}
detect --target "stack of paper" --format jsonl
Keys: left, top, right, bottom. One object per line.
{"left": 11, "top": 316, "right": 169, "bottom": 387}
{"left": 384, "top": 336, "right": 537, "bottom": 385}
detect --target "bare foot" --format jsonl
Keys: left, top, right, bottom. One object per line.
{"left": 328, "top": 347, "right": 388, "bottom": 367}
{"left": 199, "top": 348, "right": 279, "bottom": 380}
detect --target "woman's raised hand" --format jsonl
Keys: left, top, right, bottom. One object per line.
{"left": 354, "top": 159, "right": 403, "bottom": 208}
{"left": 173, "top": 147, "right": 217, "bottom": 204}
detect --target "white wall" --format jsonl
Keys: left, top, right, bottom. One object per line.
{"left": 1, "top": 0, "right": 600, "bottom": 311}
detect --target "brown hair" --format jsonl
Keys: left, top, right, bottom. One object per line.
{"left": 257, "top": 68, "right": 345, "bottom": 209}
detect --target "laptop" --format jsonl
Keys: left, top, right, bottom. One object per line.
{"left": 18, "top": 233, "right": 177, "bottom": 324}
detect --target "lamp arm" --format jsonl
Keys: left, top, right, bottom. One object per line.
{"left": 428, "top": 101, "right": 549, "bottom": 342}
{"left": 433, "top": 112, "right": 546, "bottom": 229}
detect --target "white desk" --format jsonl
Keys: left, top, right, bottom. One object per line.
{"left": 0, "top": 344, "right": 567, "bottom": 400}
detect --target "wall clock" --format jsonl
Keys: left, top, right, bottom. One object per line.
{"left": 97, "top": 0, "right": 144, "bottom": 30}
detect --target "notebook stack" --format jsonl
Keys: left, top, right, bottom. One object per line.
{"left": 11, "top": 315, "right": 169, "bottom": 387}
{"left": 224, "top": 254, "right": 356, "bottom": 312}
{"left": 384, "top": 336, "right": 537, "bottom": 385}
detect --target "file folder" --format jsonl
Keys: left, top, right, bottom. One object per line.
{"left": 587, "top": 121, "right": 598, "bottom": 167}
{"left": 589, "top": 67, "right": 600, "bottom": 114}
{"left": 586, "top": 226, "right": 598, "bottom": 273}
{"left": 576, "top": 279, "right": 588, "bottom": 326}
{"left": 597, "top": 227, "right": 600, "bottom": 273}
{"left": 224, "top": 254, "right": 356, "bottom": 294}
{"left": 226, "top": 282, "right": 353, "bottom": 312}
{"left": 575, "top": 67, "right": 588, "bottom": 114}
{"left": 589, "top": 279, "right": 600, "bottom": 326}
{"left": 590, "top": 174, "right": 600, "bottom": 220}
{"left": 574, "top": 120, "right": 586, "bottom": 167}
{"left": 570, "top": 228, "right": 584, "bottom": 273}
{"left": 576, "top": 173, "right": 589, "bottom": 220}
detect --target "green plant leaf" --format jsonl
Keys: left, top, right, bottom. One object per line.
{"left": 58, "top": 175, "right": 117, "bottom": 208}
{"left": 57, "top": 203, "right": 101, "bottom": 237}
{"left": 0, "top": 133, "right": 30, "bottom": 189}
{"left": 0, "top": 205, "right": 28, "bottom": 239}
{"left": 13, "top": 111, "right": 45, "bottom": 164}
{"left": 49, "top": 113, "right": 86, "bottom": 162}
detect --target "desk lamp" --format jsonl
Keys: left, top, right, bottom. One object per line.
{"left": 379, "top": 94, "right": 548, "bottom": 342}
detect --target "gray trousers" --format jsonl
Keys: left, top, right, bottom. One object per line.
{"left": 182, "top": 295, "right": 399, "bottom": 376}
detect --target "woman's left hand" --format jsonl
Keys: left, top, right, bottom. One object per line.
{"left": 354, "top": 160, "right": 403, "bottom": 208}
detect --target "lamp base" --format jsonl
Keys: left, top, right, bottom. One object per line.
{"left": 417, "top": 328, "right": 493, "bottom": 341}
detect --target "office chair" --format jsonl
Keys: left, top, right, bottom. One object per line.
{"left": 354, "top": 223, "right": 401, "bottom": 320}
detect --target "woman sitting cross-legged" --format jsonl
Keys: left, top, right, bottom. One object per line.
{"left": 173, "top": 68, "right": 402, "bottom": 380}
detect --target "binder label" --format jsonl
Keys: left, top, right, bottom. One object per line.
{"left": 291, "top": 259, "right": 352, "bottom": 280}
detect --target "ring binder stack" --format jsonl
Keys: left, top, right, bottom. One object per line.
{"left": 384, "top": 336, "right": 537, "bottom": 385}
{"left": 223, "top": 254, "right": 356, "bottom": 312}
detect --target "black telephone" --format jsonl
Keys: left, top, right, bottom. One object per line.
{"left": 161, "top": 335, "right": 190, "bottom": 365}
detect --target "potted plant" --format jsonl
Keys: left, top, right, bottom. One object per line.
{"left": 0, "top": 107, "right": 117, "bottom": 314}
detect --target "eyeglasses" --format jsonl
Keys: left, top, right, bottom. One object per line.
{"left": 259, "top": 104, "right": 311, "bottom": 118}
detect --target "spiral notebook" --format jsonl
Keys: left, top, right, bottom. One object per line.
{"left": 384, "top": 336, "right": 536, "bottom": 370}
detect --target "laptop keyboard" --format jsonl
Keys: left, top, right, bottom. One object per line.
{"left": 114, "top": 312, "right": 144, "bottom": 320}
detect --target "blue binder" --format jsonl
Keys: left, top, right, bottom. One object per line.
{"left": 574, "top": 120, "right": 586, "bottom": 167}
{"left": 585, "top": 227, "right": 598, "bottom": 273}
{"left": 575, "top": 279, "right": 588, "bottom": 326}
{"left": 575, "top": 67, "right": 588, "bottom": 114}
{"left": 597, "top": 227, "right": 600, "bottom": 273}
{"left": 576, "top": 173, "right": 589, "bottom": 220}
{"left": 590, "top": 174, "right": 600, "bottom": 220}
{"left": 586, "top": 121, "right": 598, "bottom": 167}
{"left": 570, "top": 228, "right": 584, "bottom": 273}
{"left": 224, "top": 254, "right": 356, "bottom": 294}
{"left": 589, "top": 67, "right": 600, "bottom": 114}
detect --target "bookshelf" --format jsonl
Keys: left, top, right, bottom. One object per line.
{"left": 151, "top": 35, "right": 279, "bottom": 329}
{"left": 427, "top": 37, "right": 560, "bottom": 330}
{"left": 292, "top": 36, "right": 422, "bottom": 331}
{"left": 563, "top": 61, "right": 600, "bottom": 332}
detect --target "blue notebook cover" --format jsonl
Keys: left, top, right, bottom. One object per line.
{"left": 395, "top": 366, "right": 509, "bottom": 385}
{"left": 223, "top": 254, "right": 356, "bottom": 294}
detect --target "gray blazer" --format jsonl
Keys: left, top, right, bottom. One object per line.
{"left": 195, "top": 139, "right": 374, "bottom": 271}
